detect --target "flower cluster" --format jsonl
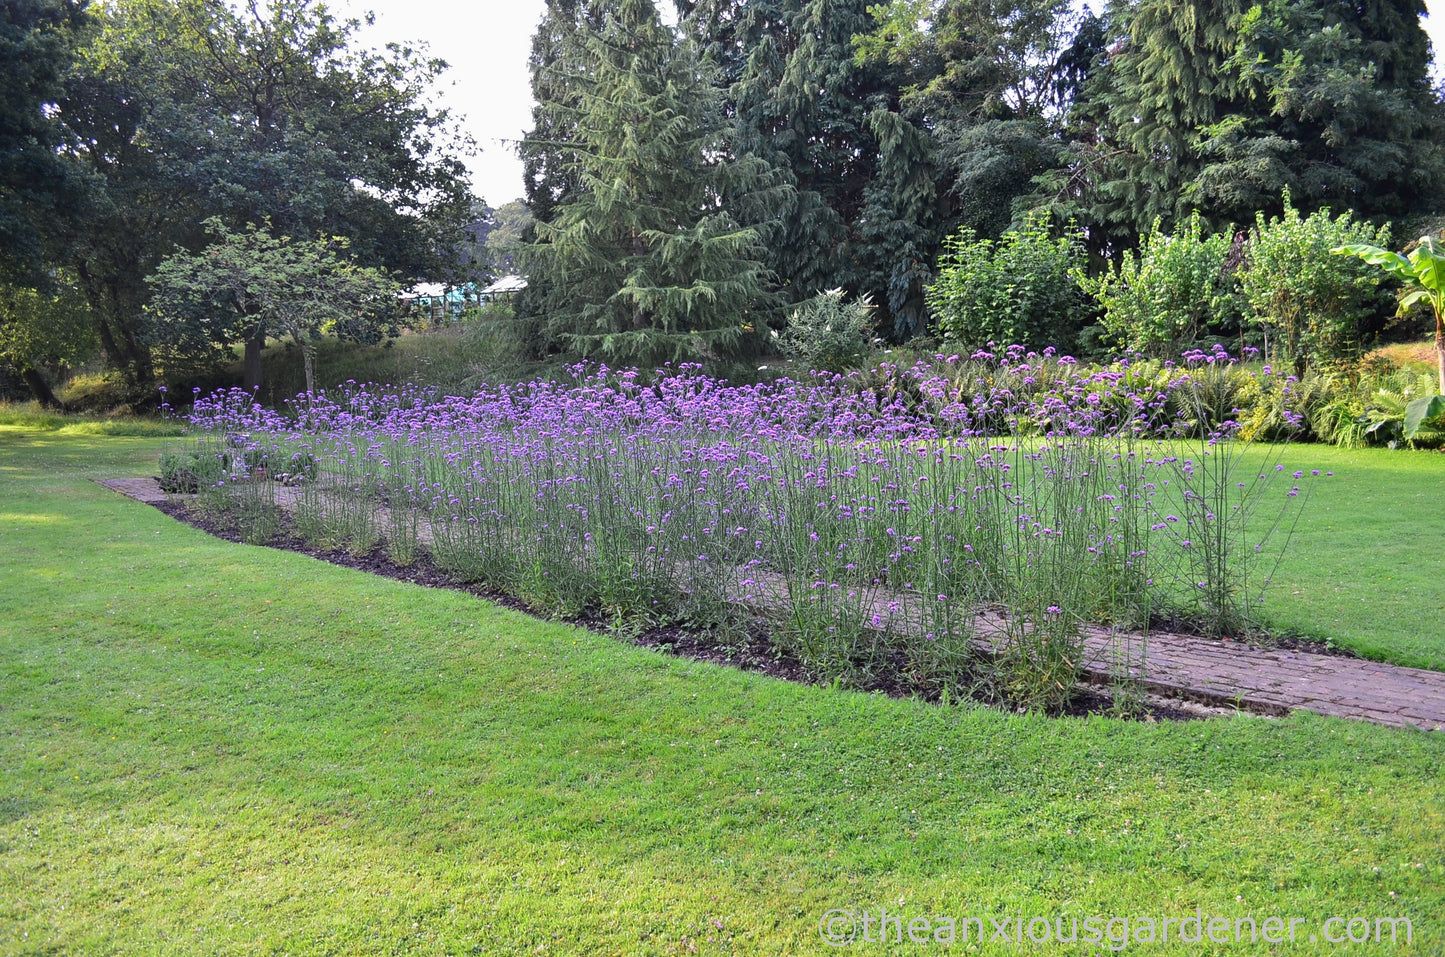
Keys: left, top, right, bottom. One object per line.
{"left": 179, "top": 349, "right": 1322, "bottom": 711}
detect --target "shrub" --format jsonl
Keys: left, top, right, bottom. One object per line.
{"left": 926, "top": 217, "right": 1088, "bottom": 352}
{"left": 1240, "top": 196, "right": 1392, "bottom": 373}
{"left": 157, "top": 446, "right": 228, "bottom": 494}
{"left": 774, "top": 289, "right": 875, "bottom": 372}
{"left": 1076, "top": 212, "right": 1240, "bottom": 357}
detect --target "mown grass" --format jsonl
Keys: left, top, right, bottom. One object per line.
{"left": 0, "top": 428, "right": 1442, "bottom": 954}
{"left": 1262, "top": 444, "right": 1445, "bottom": 670}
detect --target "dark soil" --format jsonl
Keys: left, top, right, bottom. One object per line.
{"left": 153, "top": 499, "right": 1221, "bottom": 722}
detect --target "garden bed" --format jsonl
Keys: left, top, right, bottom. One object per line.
{"left": 150, "top": 495, "right": 1229, "bottom": 722}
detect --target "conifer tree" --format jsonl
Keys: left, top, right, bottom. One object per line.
{"left": 523, "top": 0, "right": 787, "bottom": 366}
{"left": 1083, "top": 0, "right": 1443, "bottom": 239}
{"left": 683, "top": 0, "right": 887, "bottom": 307}
{"left": 1085, "top": 0, "right": 1249, "bottom": 240}
{"left": 1191, "top": 0, "right": 1444, "bottom": 223}
{"left": 520, "top": 0, "right": 606, "bottom": 226}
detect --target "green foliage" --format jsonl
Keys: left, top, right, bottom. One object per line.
{"left": 59, "top": 0, "right": 473, "bottom": 389}
{"left": 0, "top": 0, "right": 90, "bottom": 286}
{"left": 145, "top": 219, "right": 402, "bottom": 395}
{"left": 523, "top": 0, "right": 786, "bottom": 367}
{"left": 1083, "top": 0, "right": 1443, "bottom": 241}
{"left": 1193, "top": 0, "right": 1444, "bottom": 225}
{"left": 1334, "top": 233, "right": 1445, "bottom": 408}
{"left": 683, "top": 0, "right": 883, "bottom": 308}
{"left": 519, "top": 0, "right": 605, "bottom": 225}
{"left": 1084, "top": 0, "right": 1248, "bottom": 240}
{"left": 1077, "top": 212, "right": 1239, "bottom": 356}
{"left": 857, "top": 107, "right": 942, "bottom": 337}
{"left": 156, "top": 445, "right": 227, "bottom": 494}
{"left": 774, "top": 289, "right": 875, "bottom": 372}
{"left": 483, "top": 201, "right": 533, "bottom": 276}
{"left": 1351, "top": 370, "right": 1445, "bottom": 447}
{"left": 926, "top": 217, "right": 1087, "bottom": 350}
{"left": 0, "top": 273, "right": 97, "bottom": 406}
{"left": 1242, "top": 199, "right": 1392, "bottom": 373}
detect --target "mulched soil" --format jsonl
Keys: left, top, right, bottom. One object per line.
{"left": 153, "top": 500, "right": 1231, "bottom": 723}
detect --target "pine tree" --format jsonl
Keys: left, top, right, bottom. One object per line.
{"left": 1086, "top": 0, "right": 1250, "bottom": 240}
{"left": 523, "top": 0, "right": 787, "bottom": 366}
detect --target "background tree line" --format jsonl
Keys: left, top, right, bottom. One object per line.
{"left": 518, "top": 0, "right": 1445, "bottom": 365}
{"left": 1, "top": 0, "right": 477, "bottom": 406}
{"left": 4, "top": 0, "right": 1442, "bottom": 404}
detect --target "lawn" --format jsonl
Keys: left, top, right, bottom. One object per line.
{"left": 1, "top": 427, "right": 1441, "bottom": 954}
{"left": 1263, "top": 444, "right": 1445, "bottom": 670}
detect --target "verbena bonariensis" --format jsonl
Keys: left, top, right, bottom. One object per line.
{"left": 178, "top": 347, "right": 1324, "bottom": 712}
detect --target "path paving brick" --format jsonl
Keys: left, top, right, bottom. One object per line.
{"left": 99, "top": 476, "right": 1445, "bottom": 732}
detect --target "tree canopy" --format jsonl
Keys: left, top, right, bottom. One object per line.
{"left": 146, "top": 219, "right": 401, "bottom": 396}
{"left": 56, "top": 0, "right": 474, "bottom": 391}
{"left": 522, "top": 0, "right": 787, "bottom": 366}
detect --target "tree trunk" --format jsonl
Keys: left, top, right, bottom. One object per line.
{"left": 18, "top": 365, "right": 65, "bottom": 410}
{"left": 302, "top": 340, "right": 316, "bottom": 397}
{"left": 76, "top": 262, "right": 155, "bottom": 387}
{"left": 1436, "top": 312, "right": 1444, "bottom": 396}
{"left": 243, "top": 332, "right": 265, "bottom": 393}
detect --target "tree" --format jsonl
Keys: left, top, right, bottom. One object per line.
{"left": 520, "top": 0, "right": 607, "bottom": 226}
{"left": 927, "top": 215, "right": 1088, "bottom": 350}
{"left": 1079, "top": 0, "right": 1444, "bottom": 240}
{"left": 485, "top": 201, "right": 534, "bottom": 276}
{"left": 1083, "top": 0, "right": 1250, "bottom": 241}
{"left": 851, "top": 0, "right": 1103, "bottom": 332}
{"left": 0, "top": 275, "right": 96, "bottom": 409}
{"left": 1075, "top": 212, "right": 1239, "bottom": 356}
{"left": 1192, "top": 0, "right": 1444, "bottom": 224}
{"left": 59, "top": 0, "right": 474, "bottom": 390}
{"left": 523, "top": 0, "right": 787, "bottom": 366}
{"left": 1241, "top": 199, "right": 1391, "bottom": 373}
{"left": 0, "top": 0, "right": 90, "bottom": 287}
{"left": 683, "top": 0, "right": 888, "bottom": 306}
{"left": 146, "top": 219, "right": 401, "bottom": 396}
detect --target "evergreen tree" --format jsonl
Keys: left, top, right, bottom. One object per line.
{"left": 523, "top": 0, "right": 787, "bottom": 366}
{"left": 1191, "top": 0, "right": 1444, "bottom": 223}
{"left": 854, "top": 0, "right": 1095, "bottom": 331}
{"left": 856, "top": 107, "right": 943, "bottom": 337}
{"left": 1082, "top": 0, "right": 1443, "bottom": 239}
{"left": 1085, "top": 0, "right": 1250, "bottom": 241}
{"left": 520, "top": 0, "right": 606, "bottom": 226}
{"left": 684, "top": 0, "right": 888, "bottom": 306}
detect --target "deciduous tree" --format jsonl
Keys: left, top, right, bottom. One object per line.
{"left": 146, "top": 219, "right": 401, "bottom": 396}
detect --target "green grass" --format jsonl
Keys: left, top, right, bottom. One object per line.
{"left": 1260, "top": 444, "right": 1445, "bottom": 670}
{"left": 0, "top": 405, "right": 185, "bottom": 438}
{"left": 0, "top": 429, "right": 1442, "bottom": 954}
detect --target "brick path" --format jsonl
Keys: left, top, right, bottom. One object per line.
{"left": 99, "top": 477, "right": 1445, "bottom": 731}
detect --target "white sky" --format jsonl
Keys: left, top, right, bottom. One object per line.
{"left": 339, "top": 0, "right": 1445, "bottom": 209}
